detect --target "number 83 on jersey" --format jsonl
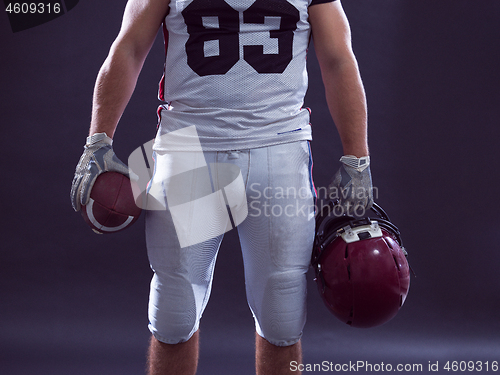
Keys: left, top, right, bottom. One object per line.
{"left": 181, "top": 0, "right": 301, "bottom": 76}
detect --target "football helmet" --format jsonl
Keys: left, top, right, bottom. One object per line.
{"left": 312, "top": 201, "right": 411, "bottom": 328}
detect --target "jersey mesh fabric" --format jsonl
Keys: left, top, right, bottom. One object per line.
{"left": 155, "top": 0, "right": 336, "bottom": 151}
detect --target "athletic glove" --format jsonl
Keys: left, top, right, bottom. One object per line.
{"left": 329, "top": 155, "right": 373, "bottom": 216}
{"left": 70, "top": 132, "right": 130, "bottom": 212}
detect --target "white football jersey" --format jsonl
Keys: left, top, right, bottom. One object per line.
{"left": 154, "top": 0, "right": 336, "bottom": 151}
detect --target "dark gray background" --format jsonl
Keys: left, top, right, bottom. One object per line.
{"left": 1, "top": 0, "right": 499, "bottom": 374}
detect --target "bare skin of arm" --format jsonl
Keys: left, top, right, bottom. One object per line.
{"left": 309, "top": 0, "right": 369, "bottom": 158}
{"left": 89, "top": 0, "right": 170, "bottom": 138}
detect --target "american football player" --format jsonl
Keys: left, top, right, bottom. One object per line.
{"left": 70, "top": 0, "right": 372, "bottom": 373}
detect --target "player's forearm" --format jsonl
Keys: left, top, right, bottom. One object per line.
{"left": 89, "top": 42, "right": 145, "bottom": 139}
{"left": 322, "top": 57, "right": 369, "bottom": 158}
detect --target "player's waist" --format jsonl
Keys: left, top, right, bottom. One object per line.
{"left": 154, "top": 105, "right": 312, "bottom": 151}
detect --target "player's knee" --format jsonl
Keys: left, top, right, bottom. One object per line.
{"left": 258, "top": 324, "right": 304, "bottom": 347}
{"left": 148, "top": 301, "right": 200, "bottom": 344}
{"left": 147, "top": 273, "right": 201, "bottom": 344}
{"left": 148, "top": 317, "right": 198, "bottom": 345}
{"left": 254, "top": 270, "right": 307, "bottom": 347}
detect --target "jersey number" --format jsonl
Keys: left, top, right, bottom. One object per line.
{"left": 182, "top": 0, "right": 300, "bottom": 76}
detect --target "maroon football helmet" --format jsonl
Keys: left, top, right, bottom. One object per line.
{"left": 312, "top": 202, "right": 411, "bottom": 328}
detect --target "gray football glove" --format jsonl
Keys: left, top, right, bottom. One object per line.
{"left": 329, "top": 155, "right": 373, "bottom": 216}
{"left": 70, "top": 132, "right": 129, "bottom": 212}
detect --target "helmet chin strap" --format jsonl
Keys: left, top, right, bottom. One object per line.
{"left": 338, "top": 220, "right": 383, "bottom": 244}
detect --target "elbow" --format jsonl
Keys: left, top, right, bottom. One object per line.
{"left": 317, "top": 47, "right": 359, "bottom": 76}
{"left": 104, "top": 38, "right": 147, "bottom": 75}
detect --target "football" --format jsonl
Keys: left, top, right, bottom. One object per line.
{"left": 81, "top": 172, "right": 142, "bottom": 234}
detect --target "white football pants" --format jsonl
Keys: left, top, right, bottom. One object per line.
{"left": 145, "top": 140, "right": 316, "bottom": 346}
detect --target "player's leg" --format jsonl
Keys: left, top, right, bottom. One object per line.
{"left": 147, "top": 330, "right": 199, "bottom": 375}
{"left": 237, "top": 141, "right": 316, "bottom": 374}
{"left": 255, "top": 333, "right": 302, "bottom": 375}
{"left": 145, "top": 150, "right": 225, "bottom": 374}
{"left": 145, "top": 235, "right": 220, "bottom": 375}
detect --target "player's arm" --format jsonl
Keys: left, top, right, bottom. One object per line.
{"left": 89, "top": 0, "right": 170, "bottom": 138}
{"left": 309, "top": 0, "right": 368, "bottom": 158}
{"left": 70, "top": 0, "right": 169, "bottom": 212}
{"left": 309, "top": 1, "right": 373, "bottom": 212}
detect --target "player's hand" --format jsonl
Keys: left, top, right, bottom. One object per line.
{"left": 329, "top": 155, "right": 373, "bottom": 216}
{"left": 70, "top": 132, "right": 130, "bottom": 212}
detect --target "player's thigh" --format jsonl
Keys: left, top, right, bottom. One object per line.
{"left": 145, "top": 150, "right": 224, "bottom": 343}
{"left": 241, "top": 140, "right": 315, "bottom": 270}
{"left": 238, "top": 141, "right": 315, "bottom": 344}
